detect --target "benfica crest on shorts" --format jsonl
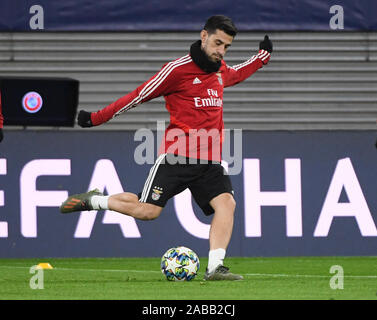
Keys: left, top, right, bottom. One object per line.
{"left": 151, "top": 186, "right": 163, "bottom": 201}
{"left": 216, "top": 72, "right": 223, "bottom": 85}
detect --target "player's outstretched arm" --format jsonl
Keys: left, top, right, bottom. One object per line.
{"left": 224, "top": 34, "right": 273, "bottom": 87}
{"left": 76, "top": 57, "right": 184, "bottom": 128}
{"left": 76, "top": 86, "right": 159, "bottom": 129}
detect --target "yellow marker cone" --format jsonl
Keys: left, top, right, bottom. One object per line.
{"left": 36, "top": 263, "right": 53, "bottom": 270}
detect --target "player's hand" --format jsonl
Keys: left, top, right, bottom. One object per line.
{"left": 259, "top": 35, "right": 273, "bottom": 53}
{"left": 77, "top": 110, "right": 93, "bottom": 128}
{"left": 0, "top": 128, "right": 3, "bottom": 142}
{"left": 257, "top": 35, "right": 272, "bottom": 65}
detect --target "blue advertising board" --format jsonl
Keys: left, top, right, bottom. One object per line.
{"left": 0, "top": 0, "right": 376, "bottom": 31}
{"left": 0, "top": 130, "right": 376, "bottom": 258}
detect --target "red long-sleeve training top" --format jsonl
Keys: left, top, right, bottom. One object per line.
{"left": 91, "top": 49, "right": 270, "bottom": 161}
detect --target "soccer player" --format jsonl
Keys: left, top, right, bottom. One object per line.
{"left": 60, "top": 15, "right": 272, "bottom": 281}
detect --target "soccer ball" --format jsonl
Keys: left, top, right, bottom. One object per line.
{"left": 161, "top": 246, "right": 200, "bottom": 281}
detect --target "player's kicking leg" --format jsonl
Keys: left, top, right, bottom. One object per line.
{"left": 61, "top": 154, "right": 168, "bottom": 219}
{"left": 60, "top": 190, "right": 163, "bottom": 221}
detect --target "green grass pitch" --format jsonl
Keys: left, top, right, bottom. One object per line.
{"left": 0, "top": 257, "right": 376, "bottom": 300}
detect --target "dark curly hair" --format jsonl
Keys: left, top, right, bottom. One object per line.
{"left": 204, "top": 15, "right": 238, "bottom": 37}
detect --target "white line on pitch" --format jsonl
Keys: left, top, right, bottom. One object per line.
{"left": 0, "top": 265, "right": 161, "bottom": 273}
{"left": 0, "top": 265, "right": 376, "bottom": 278}
{"left": 244, "top": 273, "right": 377, "bottom": 279}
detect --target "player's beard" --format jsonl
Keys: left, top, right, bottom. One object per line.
{"left": 202, "top": 45, "right": 223, "bottom": 63}
{"left": 209, "top": 53, "right": 223, "bottom": 63}
{"left": 190, "top": 40, "right": 221, "bottom": 73}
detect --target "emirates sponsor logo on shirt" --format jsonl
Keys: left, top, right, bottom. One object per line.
{"left": 194, "top": 89, "right": 223, "bottom": 108}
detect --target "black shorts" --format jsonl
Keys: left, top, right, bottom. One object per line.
{"left": 138, "top": 154, "right": 233, "bottom": 216}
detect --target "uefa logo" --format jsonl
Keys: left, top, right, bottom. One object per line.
{"left": 22, "top": 91, "right": 43, "bottom": 113}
